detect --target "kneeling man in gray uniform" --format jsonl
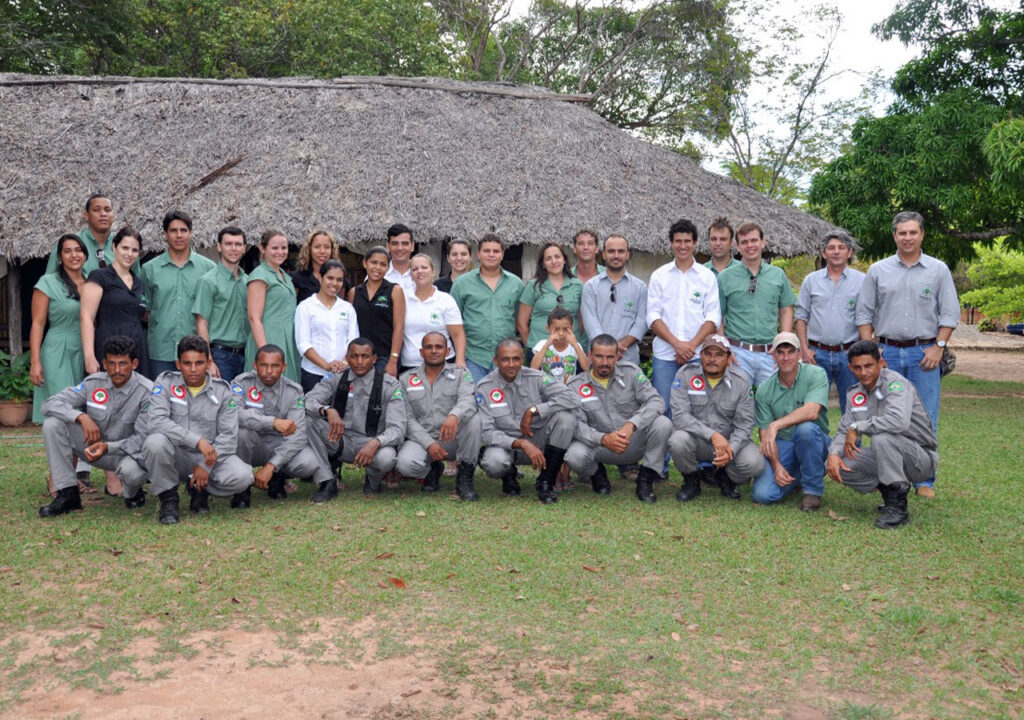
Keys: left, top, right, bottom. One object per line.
{"left": 669, "top": 334, "right": 764, "bottom": 502}
{"left": 143, "top": 335, "right": 252, "bottom": 524}
{"left": 564, "top": 334, "right": 670, "bottom": 502}
{"left": 396, "top": 332, "right": 481, "bottom": 501}
{"left": 39, "top": 336, "right": 152, "bottom": 517}
{"left": 304, "top": 338, "right": 407, "bottom": 496}
{"left": 476, "top": 338, "right": 580, "bottom": 503}
{"left": 827, "top": 340, "right": 938, "bottom": 529}
{"left": 232, "top": 344, "right": 320, "bottom": 502}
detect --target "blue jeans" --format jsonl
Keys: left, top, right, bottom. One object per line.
{"left": 813, "top": 347, "right": 857, "bottom": 413}
{"left": 211, "top": 345, "right": 246, "bottom": 383}
{"left": 879, "top": 342, "right": 940, "bottom": 487}
{"left": 651, "top": 356, "right": 683, "bottom": 420}
{"left": 732, "top": 347, "right": 777, "bottom": 387}
{"left": 751, "top": 421, "right": 830, "bottom": 503}
{"left": 149, "top": 359, "right": 178, "bottom": 379}
{"left": 466, "top": 358, "right": 493, "bottom": 382}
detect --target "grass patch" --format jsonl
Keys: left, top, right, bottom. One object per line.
{"left": 1, "top": 377, "right": 1022, "bottom": 718}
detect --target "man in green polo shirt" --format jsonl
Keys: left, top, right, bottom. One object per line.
{"left": 141, "top": 210, "right": 216, "bottom": 378}
{"left": 750, "top": 332, "right": 831, "bottom": 511}
{"left": 703, "top": 217, "right": 741, "bottom": 276}
{"left": 717, "top": 221, "right": 796, "bottom": 386}
{"left": 46, "top": 194, "right": 116, "bottom": 276}
{"left": 192, "top": 226, "right": 250, "bottom": 380}
{"left": 451, "top": 233, "right": 524, "bottom": 382}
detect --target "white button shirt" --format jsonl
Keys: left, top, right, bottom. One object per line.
{"left": 402, "top": 288, "right": 463, "bottom": 367}
{"left": 385, "top": 264, "right": 416, "bottom": 294}
{"left": 645, "top": 260, "right": 721, "bottom": 361}
{"left": 294, "top": 295, "right": 360, "bottom": 376}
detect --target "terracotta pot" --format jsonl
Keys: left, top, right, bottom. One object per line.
{"left": 0, "top": 400, "right": 31, "bottom": 427}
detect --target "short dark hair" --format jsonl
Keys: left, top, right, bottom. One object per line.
{"left": 386, "top": 223, "right": 413, "bottom": 242}
{"left": 177, "top": 334, "right": 209, "bottom": 358}
{"left": 669, "top": 219, "right": 699, "bottom": 242}
{"left": 421, "top": 331, "right": 448, "bottom": 347}
{"left": 589, "top": 333, "right": 618, "bottom": 352}
{"left": 708, "top": 217, "right": 733, "bottom": 239}
{"left": 348, "top": 337, "right": 375, "bottom": 353}
{"left": 85, "top": 193, "right": 110, "bottom": 213}
{"left": 364, "top": 245, "right": 390, "bottom": 263}
{"left": 162, "top": 210, "right": 193, "bottom": 232}
{"left": 494, "top": 337, "right": 523, "bottom": 357}
{"left": 112, "top": 225, "right": 142, "bottom": 249}
{"left": 847, "top": 339, "right": 881, "bottom": 362}
{"left": 478, "top": 233, "right": 504, "bottom": 251}
{"left": 256, "top": 344, "right": 285, "bottom": 362}
{"left": 218, "top": 225, "right": 246, "bottom": 244}
{"left": 573, "top": 229, "right": 598, "bottom": 246}
{"left": 102, "top": 335, "right": 137, "bottom": 361}
{"left": 736, "top": 221, "right": 764, "bottom": 239}
{"left": 319, "top": 259, "right": 346, "bottom": 277}
{"left": 547, "top": 306, "right": 573, "bottom": 326}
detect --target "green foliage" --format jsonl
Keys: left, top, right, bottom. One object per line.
{"left": 0, "top": 351, "right": 33, "bottom": 402}
{"left": 771, "top": 254, "right": 816, "bottom": 289}
{"left": 959, "top": 241, "right": 1024, "bottom": 320}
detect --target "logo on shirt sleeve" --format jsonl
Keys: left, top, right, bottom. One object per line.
{"left": 887, "top": 381, "right": 903, "bottom": 393}
{"left": 475, "top": 393, "right": 484, "bottom": 406}
{"left": 637, "top": 370, "right": 648, "bottom": 384}
{"left": 74, "top": 382, "right": 86, "bottom": 393}
{"left": 151, "top": 385, "right": 163, "bottom": 395}
{"left": 541, "top": 375, "right": 553, "bottom": 385}
{"left": 672, "top": 378, "right": 682, "bottom": 389}
{"left": 231, "top": 384, "right": 244, "bottom": 394}
{"left": 296, "top": 397, "right": 305, "bottom": 409}
{"left": 392, "top": 387, "right": 404, "bottom": 399}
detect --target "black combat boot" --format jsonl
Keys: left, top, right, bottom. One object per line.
{"left": 421, "top": 461, "right": 444, "bottom": 493}
{"left": 715, "top": 468, "right": 741, "bottom": 500}
{"left": 535, "top": 446, "right": 567, "bottom": 504}
{"left": 231, "top": 487, "right": 251, "bottom": 509}
{"left": 635, "top": 466, "right": 658, "bottom": 503}
{"left": 312, "top": 478, "right": 338, "bottom": 504}
{"left": 675, "top": 472, "right": 702, "bottom": 502}
{"left": 501, "top": 465, "right": 521, "bottom": 497}
{"left": 455, "top": 461, "right": 479, "bottom": 501}
{"left": 124, "top": 489, "right": 146, "bottom": 509}
{"left": 875, "top": 483, "right": 910, "bottom": 529}
{"left": 188, "top": 484, "right": 210, "bottom": 514}
{"left": 158, "top": 489, "right": 179, "bottom": 525}
{"left": 39, "top": 485, "right": 82, "bottom": 518}
{"left": 363, "top": 473, "right": 382, "bottom": 495}
{"left": 267, "top": 472, "right": 288, "bottom": 500}
{"left": 590, "top": 463, "right": 611, "bottom": 495}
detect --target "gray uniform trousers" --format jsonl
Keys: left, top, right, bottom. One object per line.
{"left": 565, "top": 415, "right": 672, "bottom": 479}
{"left": 306, "top": 417, "right": 398, "bottom": 483}
{"left": 480, "top": 410, "right": 575, "bottom": 477}
{"left": 236, "top": 428, "right": 321, "bottom": 480}
{"left": 43, "top": 417, "right": 146, "bottom": 492}
{"left": 833, "top": 434, "right": 938, "bottom": 493}
{"left": 396, "top": 413, "right": 482, "bottom": 478}
{"left": 669, "top": 431, "right": 765, "bottom": 483}
{"left": 136, "top": 435, "right": 252, "bottom": 497}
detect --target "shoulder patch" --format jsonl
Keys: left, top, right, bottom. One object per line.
{"left": 296, "top": 397, "right": 305, "bottom": 408}
{"left": 637, "top": 370, "right": 648, "bottom": 384}
{"left": 887, "top": 380, "right": 903, "bottom": 393}
{"left": 672, "top": 377, "right": 682, "bottom": 389}
{"left": 74, "top": 381, "right": 86, "bottom": 393}
{"left": 475, "top": 393, "right": 484, "bottom": 406}
{"left": 392, "top": 387, "right": 404, "bottom": 400}
{"left": 226, "top": 398, "right": 238, "bottom": 409}
{"left": 231, "top": 384, "right": 244, "bottom": 394}
{"left": 151, "top": 385, "right": 163, "bottom": 395}
{"left": 541, "top": 375, "right": 552, "bottom": 385}
{"left": 464, "top": 371, "right": 474, "bottom": 383}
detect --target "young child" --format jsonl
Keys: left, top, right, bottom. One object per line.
{"left": 530, "top": 306, "right": 589, "bottom": 381}
{"left": 530, "top": 306, "right": 588, "bottom": 491}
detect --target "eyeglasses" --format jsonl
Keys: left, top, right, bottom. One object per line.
{"left": 748, "top": 274, "right": 758, "bottom": 294}
{"left": 610, "top": 284, "right": 617, "bottom": 303}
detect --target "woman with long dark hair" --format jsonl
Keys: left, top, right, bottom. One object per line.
{"left": 295, "top": 259, "right": 360, "bottom": 392}
{"left": 516, "top": 242, "right": 584, "bottom": 352}
{"left": 347, "top": 246, "right": 405, "bottom": 376}
{"left": 292, "top": 228, "right": 345, "bottom": 304}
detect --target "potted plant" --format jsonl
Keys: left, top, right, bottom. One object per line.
{"left": 0, "top": 350, "right": 34, "bottom": 426}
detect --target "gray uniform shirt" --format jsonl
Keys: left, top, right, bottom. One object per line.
{"left": 580, "top": 272, "right": 649, "bottom": 364}
{"left": 231, "top": 371, "right": 309, "bottom": 468}
{"left": 42, "top": 371, "right": 154, "bottom": 455}
{"left": 795, "top": 267, "right": 866, "bottom": 345}
{"left": 304, "top": 371, "right": 407, "bottom": 447}
{"left": 855, "top": 253, "right": 959, "bottom": 340}
{"left": 398, "top": 364, "right": 477, "bottom": 449}
{"left": 476, "top": 367, "right": 580, "bottom": 449}
{"left": 831, "top": 368, "right": 937, "bottom": 455}
{"left": 148, "top": 372, "right": 241, "bottom": 471}
{"left": 566, "top": 362, "right": 663, "bottom": 447}
{"left": 670, "top": 364, "right": 756, "bottom": 452}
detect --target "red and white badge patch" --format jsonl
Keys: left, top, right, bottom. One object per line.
{"left": 579, "top": 384, "right": 595, "bottom": 398}
{"left": 489, "top": 388, "right": 505, "bottom": 404}
{"left": 248, "top": 386, "right": 262, "bottom": 403}
{"left": 90, "top": 388, "right": 109, "bottom": 405}
{"left": 689, "top": 376, "right": 706, "bottom": 391}
{"left": 851, "top": 391, "right": 867, "bottom": 408}
{"left": 171, "top": 385, "right": 186, "bottom": 399}
{"left": 409, "top": 375, "right": 423, "bottom": 387}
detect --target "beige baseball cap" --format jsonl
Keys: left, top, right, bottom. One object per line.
{"left": 703, "top": 334, "right": 731, "bottom": 352}
{"left": 770, "top": 332, "right": 801, "bottom": 352}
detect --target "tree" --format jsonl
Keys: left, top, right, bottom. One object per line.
{"left": 960, "top": 240, "right": 1024, "bottom": 321}
{"left": 808, "top": 0, "right": 1023, "bottom": 262}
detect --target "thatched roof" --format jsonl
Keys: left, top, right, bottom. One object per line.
{"left": 1, "top": 74, "right": 847, "bottom": 260}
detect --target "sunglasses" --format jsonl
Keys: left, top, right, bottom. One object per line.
{"left": 95, "top": 248, "right": 107, "bottom": 268}
{"left": 610, "top": 284, "right": 617, "bottom": 303}
{"left": 748, "top": 274, "right": 758, "bottom": 294}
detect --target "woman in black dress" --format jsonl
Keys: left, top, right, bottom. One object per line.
{"left": 347, "top": 246, "right": 405, "bottom": 376}
{"left": 80, "top": 225, "right": 150, "bottom": 378}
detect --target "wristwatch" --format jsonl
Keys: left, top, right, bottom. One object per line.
{"left": 529, "top": 406, "right": 539, "bottom": 417}
{"left": 936, "top": 340, "right": 947, "bottom": 348}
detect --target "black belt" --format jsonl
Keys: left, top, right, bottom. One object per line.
{"left": 210, "top": 342, "right": 245, "bottom": 355}
{"left": 876, "top": 336, "right": 936, "bottom": 348}
{"left": 808, "top": 339, "right": 855, "bottom": 352}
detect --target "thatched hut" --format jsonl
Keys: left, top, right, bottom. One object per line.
{"left": 0, "top": 73, "right": 847, "bottom": 352}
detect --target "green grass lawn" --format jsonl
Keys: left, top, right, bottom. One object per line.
{"left": 1, "top": 375, "right": 1022, "bottom": 719}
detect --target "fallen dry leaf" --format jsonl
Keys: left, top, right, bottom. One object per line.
{"left": 389, "top": 577, "right": 407, "bottom": 589}
{"left": 375, "top": 552, "right": 395, "bottom": 560}
{"left": 582, "top": 565, "right": 600, "bottom": 573}
{"left": 842, "top": 583, "right": 851, "bottom": 591}
{"left": 230, "top": 597, "right": 242, "bottom": 604}
{"left": 445, "top": 573, "right": 456, "bottom": 579}
{"left": 828, "top": 509, "right": 849, "bottom": 521}
{"left": 86, "top": 622, "right": 106, "bottom": 630}
{"left": 0, "top": 567, "right": 11, "bottom": 574}
{"left": 401, "top": 689, "right": 422, "bottom": 698}
{"left": 671, "top": 632, "right": 681, "bottom": 642}
{"left": 378, "top": 580, "right": 388, "bottom": 588}
{"left": 415, "top": 511, "right": 426, "bottom": 517}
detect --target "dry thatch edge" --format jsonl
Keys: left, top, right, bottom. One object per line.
{"left": 0, "top": 74, "right": 594, "bottom": 103}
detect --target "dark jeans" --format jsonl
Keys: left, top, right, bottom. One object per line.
{"left": 211, "top": 345, "right": 246, "bottom": 383}
{"left": 149, "top": 359, "right": 178, "bottom": 379}
{"left": 301, "top": 369, "right": 327, "bottom": 393}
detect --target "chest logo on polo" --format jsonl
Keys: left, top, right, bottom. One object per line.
{"left": 489, "top": 389, "right": 505, "bottom": 404}
{"left": 91, "top": 388, "right": 109, "bottom": 405}
{"left": 690, "top": 377, "right": 706, "bottom": 391}
{"left": 887, "top": 381, "right": 903, "bottom": 392}
{"left": 248, "top": 387, "right": 262, "bottom": 403}
{"left": 919, "top": 287, "right": 933, "bottom": 299}
{"left": 852, "top": 391, "right": 868, "bottom": 408}
{"left": 171, "top": 385, "right": 186, "bottom": 400}
{"left": 579, "top": 384, "right": 595, "bottom": 398}
{"left": 429, "top": 312, "right": 441, "bottom": 324}
{"left": 408, "top": 375, "right": 423, "bottom": 388}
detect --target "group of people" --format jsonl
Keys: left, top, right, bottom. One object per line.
{"left": 32, "top": 195, "right": 959, "bottom": 529}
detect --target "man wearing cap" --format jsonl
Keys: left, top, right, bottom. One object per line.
{"left": 669, "top": 334, "right": 764, "bottom": 502}
{"left": 395, "top": 332, "right": 482, "bottom": 501}
{"left": 750, "top": 332, "right": 831, "bottom": 511}
{"left": 563, "top": 334, "right": 670, "bottom": 503}
{"left": 477, "top": 338, "right": 580, "bottom": 503}
{"left": 855, "top": 211, "right": 958, "bottom": 498}
{"left": 795, "top": 231, "right": 865, "bottom": 413}
{"left": 717, "top": 222, "right": 797, "bottom": 386}
{"left": 827, "top": 340, "right": 938, "bottom": 529}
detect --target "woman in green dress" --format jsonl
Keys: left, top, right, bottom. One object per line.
{"left": 246, "top": 229, "right": 301, "bottom": 383}
{"left": 29, "top": 234, "right": 88, "bottom": 424}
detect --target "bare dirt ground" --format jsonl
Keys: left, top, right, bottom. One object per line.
{"left": 947, "top": 349, "right": 1024, "bottom": 384}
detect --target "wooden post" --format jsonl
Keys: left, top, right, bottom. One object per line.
{"left": 6, "top": 260, "right": 22, "bottom": 356}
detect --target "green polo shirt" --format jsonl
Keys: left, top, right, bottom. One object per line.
{"left": 191, "top": 261, "right": 249, "bottom": 347}
{"left": 451, "top": 268, "right": 524, "bottom": 368}
{"left": 704, "top": 257, "right": 741, "bottom": 276}
{"left": 718, "top": 261, "right": 797, "bottom": 344}
{"left": 755, "top": 363, "right": 830, "bottom": 440}
{"left": 519, "top": 276, "right": 584, "bottom": 347}
{"left": 141, "top": 250, "right": 217, "bottom": 360}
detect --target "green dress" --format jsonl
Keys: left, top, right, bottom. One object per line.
{"left": 32, "top": 274, "right": 84, "bottom": 424}
{"left": 245, "top": 262, "right": 301, "bottom": 383}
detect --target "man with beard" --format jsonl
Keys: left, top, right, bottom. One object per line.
{"left": 580, "top": 234, "right": 648, "bottom": 365}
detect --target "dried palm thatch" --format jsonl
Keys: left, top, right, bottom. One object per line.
{"left": 0, "top": 74, "right": 848, "bottom": 260}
